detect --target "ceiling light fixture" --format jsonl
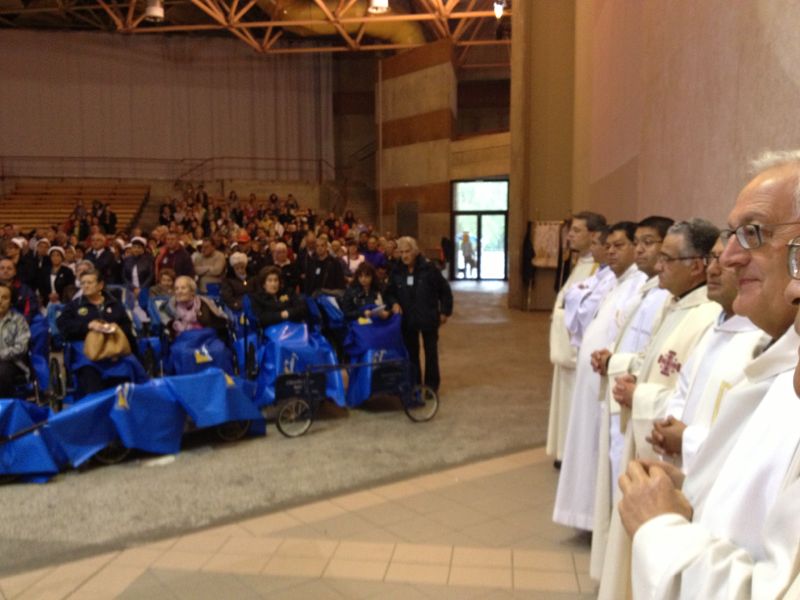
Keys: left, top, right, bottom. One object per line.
{"left": 145, "top": 0, "right": 164, "bottom": 22}
{"left": 493, "top": 0, "right": 505, "bottom": 20}
{"left": 368, "top": 0, "right": 389, "bottom": 14}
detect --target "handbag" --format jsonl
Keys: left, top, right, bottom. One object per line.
{"left": 83, "top": 325, "right": 132, "bottom": 361}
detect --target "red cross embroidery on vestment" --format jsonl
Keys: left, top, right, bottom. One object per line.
{"left": 658, "top": 350, "right": 681, "bottom": 377}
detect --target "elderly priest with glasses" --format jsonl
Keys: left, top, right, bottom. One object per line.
{"left": 606, "top": 151, "right": 800, "bottom": 600}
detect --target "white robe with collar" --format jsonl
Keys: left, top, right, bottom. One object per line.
{"left": 597, "top": 285, "right": 721, "bottom": 598}
{"left": 546, "top": 254, "right": 599, "bottom": 459}
{"left": 590, "top": 276, "right": 670, "bottom": 578}
{"left": 553, "top": 264, "right": 647, "bottom": 530}
{"left": 599, "top": 326, "right": 800, "bottom": 600}
{"left": 564, "top": 265, "right": 617, "bottom": 348}
{"left": 632, "top": 327, "right": 800, "bottom": 600}
{"left": 663, "top": 313, "right": 768, "bottom": 473}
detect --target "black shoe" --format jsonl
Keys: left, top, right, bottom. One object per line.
{"left": 553, "top": 460, "right": 562, "bottom": 470}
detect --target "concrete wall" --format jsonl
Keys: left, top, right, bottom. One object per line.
{"left": 450, "top": 132, "right": 511, "bottom": 181}
{"left": 379, "top": 40, "right": 457, "bottom": 253}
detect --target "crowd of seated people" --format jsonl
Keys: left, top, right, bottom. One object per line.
{"left": 0, "top": 185, "right": 425, "bottom": 400}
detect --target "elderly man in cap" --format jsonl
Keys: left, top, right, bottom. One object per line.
{"left": 192, "top": 238, "right": 226, "bottom": 294}
{"left": 123, "top": 236, "right": 155, "bottom": 299}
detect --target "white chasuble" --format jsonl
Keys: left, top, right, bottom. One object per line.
{"left": 546, "top": 254, "right": 599, "bottom": 459}
{"left": 553, "top": 264, "right": 647, "bottom": 530}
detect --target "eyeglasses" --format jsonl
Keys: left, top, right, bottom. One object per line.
{"left": 703, "top": 253, "right": 722, "bottom": 267}
{"left": 657, "top": 253, "right": 705, "bottom": 264}
{"left": 634, "top": 237, "right": 662, "bottom": 248}
{"left": 787, "top": 236, "right": 800, "bottom": 280}
{"left": 720, "top": 222, "right": 800, "bottom": 250}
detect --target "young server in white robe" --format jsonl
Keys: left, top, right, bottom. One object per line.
{"left": 547, "top": 212, "right": 606, "bottom": 462}
{"left": 598, "top": 220, "right": 722, "bottom": 599}
{"left": 619, "top": 153, "right": 800, "bottom": 600}
{"left": 553, "top": 222, "right": 646, "bottom": 530}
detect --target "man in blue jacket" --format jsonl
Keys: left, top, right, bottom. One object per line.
{"left": 387, "top": 236, "right": 453, "bottom": 392}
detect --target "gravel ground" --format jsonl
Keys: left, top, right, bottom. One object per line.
{"left": 0, "top": 284, "right": 552, "bottom": 575}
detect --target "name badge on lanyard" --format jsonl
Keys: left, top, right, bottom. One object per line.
{"left": 316, "top": 267, "right": 321, "bottom": 275}
{"left": 406, "top": 275, "right": 414, "bottom": 286}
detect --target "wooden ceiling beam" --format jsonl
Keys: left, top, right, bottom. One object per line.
{"left": 96, "top": 0, "right": 124, "bottom": 30}
{"left": 313, "top": 0, "right": 357, "bottom": 50}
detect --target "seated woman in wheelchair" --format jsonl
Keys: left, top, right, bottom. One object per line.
{"left": 0, "top": 282, "right": 31, "bottom": 398}
{"left": 249, "top": 266, "right": 307, "bottom": 328}
{"left": 341, "top": 263, "right": 391, "bottom": 322}
{"left": 165, "top": 275, "right": 228, "bottom": 341}
{"left": 221, "top": 252, "right": 255, "bottom": 312}
{"left": 57, "top": 268, "right": 143, "bottom": 397}
{"left": 161, "top": 275, "right": 231, "bottom": 374}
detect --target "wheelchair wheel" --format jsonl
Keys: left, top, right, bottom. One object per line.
{"left": 404, "top": 385, "right": 439, "bottom": 423}
{"left": 93, "top": 440, "right": 132, "bottom": 465}
{"left": 276, "top": 397, "right": 313, "bottom": 438}
{"left": 0, "top": 474, "right": 18, "bottom": 485}
{"left": 214, "top": 420, "right": 251, "bottom": 442}
{"left": 142, "top": 346, "right": 158, "bottom": 377}
{"left": 49, "top": 356, "right": 64, "bottom": 400}
{"left": 245, "top": 342, "right": 257, "bottom": 379}
{"left": 231, "top": 346, "right": 240, "bottom": 376}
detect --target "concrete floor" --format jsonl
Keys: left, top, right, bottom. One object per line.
{"left": 0, "top": 282, "right": 556, "bottom": 578}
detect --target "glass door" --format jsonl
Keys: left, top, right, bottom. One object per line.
{"left": 454, "top": 214, "right": 479, "bottom": 280}
{"left": 451, "top": 179, "right": 508, "bottom": 281}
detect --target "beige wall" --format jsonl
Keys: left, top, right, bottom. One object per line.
{"left": 574, "top": 0, "right": 800, "bottom": 225}
{"left": 450, "top": 132, "right": 510, "bottom": 181}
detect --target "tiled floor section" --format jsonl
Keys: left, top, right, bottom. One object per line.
{"left": 0, "top": 447, "right": 596, "bottom": 599}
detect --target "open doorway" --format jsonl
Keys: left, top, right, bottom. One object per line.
{"left": 451, "top": 179, "right": 508, "bottom": 280}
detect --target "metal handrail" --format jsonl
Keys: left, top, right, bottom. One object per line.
{"left": 0, "top": 154, "right": 337, "bottom": 184}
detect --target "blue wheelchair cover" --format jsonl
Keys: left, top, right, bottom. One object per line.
{"left": 67, "top": 341, "right": 149, "bottom": 384}
{"left": 0, "top": 400, "right": 59, "bottom": 477}
{"left": 343, "top": 312, "right": 408, "bottom": 407}
{"left": 46, "top": 387, "right": 119, "bottom": 467}
{"left": 163, "top": 369, "right": 263, "bottom": 428}
{"left": 165, "top": 328, "right": 233, "bottom": 375}
{"left": 255, "top": 322, "right": 345, "bottom": 407}
{"left": 110, "top": 380, "right": 186, "bottom": 455}
{"left": 316, "top": 294, "right": 346, "bottom": 333}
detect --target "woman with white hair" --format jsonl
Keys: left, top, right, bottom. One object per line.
{"left": 165, "top": 275, "right": 228, "bottom": 340}
{"left": 221, "top": 252, "right": 255, "bottom": 311}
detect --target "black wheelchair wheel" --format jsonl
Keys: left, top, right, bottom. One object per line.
{"left": 214, "top": 420, "right": 252, "bottom": 442}
{"left": 404, "top": 385, "right": 439, "bottom": 423}
{"left": 245, "top": 342, "right": 257, "bottom": 380}
{"left": 92, "top": 440, "right": 132, "bottom": 465}
{"left": 48, "top": 356, "right": 64, "bottom": 400}
{"left": 231, "top": 346, "right": 240, "bottom": 376}
{"left": 142, "top": 346, "right": 158, "bottom": 377}
{"left": 276, "top": 397, "right": 313, "bottom": 438}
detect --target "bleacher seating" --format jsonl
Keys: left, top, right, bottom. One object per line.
{"left": 0, "top": 181, "right": 150, "bottom": 232}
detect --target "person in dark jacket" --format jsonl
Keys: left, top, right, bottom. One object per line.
{"left": 386, "top": 236, "right": 453, "bottom": 392}
{"left": 57, "top": 268, "right": 141, "bottom": 397}
{"left": 303, "top": 237, "right": 346, "bottom": 296}
{"left": 156, "top": 232, "right": 195, "bottom": 279}
{"left": 122, "top": 236, "right": 155, "bottom": 298}
{"left": 85, "top": 233, "right": 118, "bottom": 284}
{"left": 0, "top": 258, "right": 40, "bottom": 323}
{"left": 221, "top": 252, "right": 256, "bottom": 312}
{"left": 249, "top": 266, "right": 307, "bottom": 328}
{"left": 38, "top": 246, "right": 75, "bottom": 306}
{"left": 341, "top": 262, "right": 390, "bottom": 321}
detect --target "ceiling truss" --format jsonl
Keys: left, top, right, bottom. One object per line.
{"left": 0, "top": 0, "right": 511, "bottom": 69}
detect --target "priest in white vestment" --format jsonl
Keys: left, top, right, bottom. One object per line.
{"left": 647, "top": 238, "right": 768, "bottom": 473}
{"left": 553, "top": 222, "right": 647, "bottom": 530}
{"left": 597, "top": 219, "right": 722, "bottom": 598}
{"left": 588, "top": 217, "right": 674, "bottom": 578}
{"left": 547, "top": 212, "right": 607, "bottom": 462}
{"left": 615, "top": 152, "right": 800, "bottom": 599}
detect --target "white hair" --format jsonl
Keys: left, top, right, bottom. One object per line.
{"left": 397, "top": 236, "right": 419, "bottom": 252}
{"left": 750, "top": 150, "right": 800, "bottom": 215}
{"left": 175, "top": 275, "right": 197, "bottom": 293}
